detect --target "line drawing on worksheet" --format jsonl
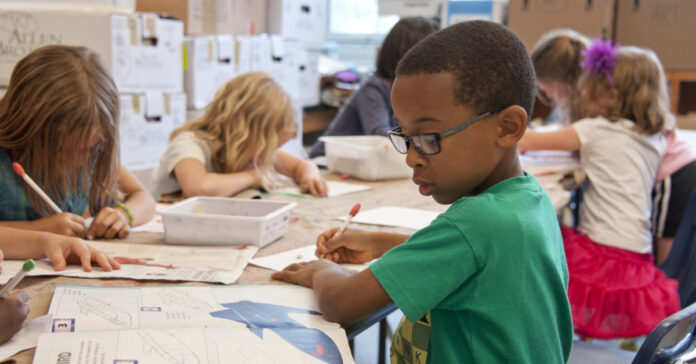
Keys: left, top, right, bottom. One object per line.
{"left": 139, "top": 330, "right": 201, "bottom": 364}
{"left": 77, "top": 297, "right": 134, "bottom": 328}
{"left": 148, "top": 288, "right": 216, "bottom": 311}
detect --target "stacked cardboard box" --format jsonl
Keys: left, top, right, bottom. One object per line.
{"left": 0, "top": 5, "right": 186, "bottom": 170}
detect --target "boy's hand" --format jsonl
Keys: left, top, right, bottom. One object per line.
{"left": 38, "top": 234, "right": 121, "bottom": 272}
{"left": 86, "top": 207, "right": 130, "bottom": 240}
{"left": 37, "top": 212, "right": 86, "bottom": 237}
{"left": 0, "top": 290, "right": 29, "bottom": 344}
{"left": 271, "top": 260, "right": 337, "bottom": 287}
{"left": 298, "top": 162, "right": 328, "bottom": 197}
{"left": 316, "top": 228, "right": 376, "bottom": 263}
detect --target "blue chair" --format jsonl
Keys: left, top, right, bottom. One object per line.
{"left": 632, "top": 302, "right": 696, "bottom": 364}
{"left": 659, "top": 189, "right": 696, "bottom": 307}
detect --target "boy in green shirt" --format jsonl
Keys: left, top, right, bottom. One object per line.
{"left": 273, "top": 20, "right": 573, "bottom": 363}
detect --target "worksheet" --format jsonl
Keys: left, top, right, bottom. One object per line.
{"left": 339, "top": 206, "right": 441, "bottom": 230}
{"left": 34, "top": 285, "right": 354, "bottom": 364}
{"left": 249, "top": 245, "right": 369, "bottom": 272}
{"left": 273, "top": 180, "right": 371, "bottom": 197}
{"left": 0, "top": 242, "right": 258, "bottom": 285}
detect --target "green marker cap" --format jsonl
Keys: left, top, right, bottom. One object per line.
{"left": 22, "top": 259, "right": 36, "bottom": 272}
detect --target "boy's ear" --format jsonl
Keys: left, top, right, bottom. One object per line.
{"left": 495, "top": 105, "right": 527, "bottom": 148}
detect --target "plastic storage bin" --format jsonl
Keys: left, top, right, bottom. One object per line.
{"left": 159, "top": 197, "right": 296, "bottom": 247}
{"left": 320, "top": 136, "right": 411, "bottom": 180}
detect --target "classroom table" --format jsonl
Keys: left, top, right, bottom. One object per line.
{"left": 7, "top": 172, "right": 570, "bottom": 363}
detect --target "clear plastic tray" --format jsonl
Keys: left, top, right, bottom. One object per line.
{"left": 159, "top": 197, "right": 296, "bottom": 247}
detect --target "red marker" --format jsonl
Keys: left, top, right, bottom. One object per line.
{"left": 320, "top": 204, "right": 361, "bottom": 259}
{"left": 335, "top": 203, "right": 361, "bottom": 237}
{"left": 12, "top": 162, "right": 62, "bottom": 214}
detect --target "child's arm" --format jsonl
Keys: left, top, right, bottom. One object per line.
{"left": 272, "top": 261, "right": 392, "bottom": 323}
{"left": 274, "top": 150, "right": 328, "bottom": 197}
{"left": 0, "top": 226, "right": 120, "bottom": 272}
{"left": 315, "top": 227, "right": 409, "bottom": 263}
{"left": 86, "top": 166, "right": 156, "bottom": 240}
{"left": 173, "top": 158, "right": 262, "bottom": 197}
{"left": 0, "top": 290, "right": 28, "bottom": 344}
{"left": 518, "top": 126, "right": 582, "bottom": 153}
{"left": 118, "top": 166, "right": 156, "bottom": 225}
{"left": 0, "top": 213, "right": 86, "bottom": 237}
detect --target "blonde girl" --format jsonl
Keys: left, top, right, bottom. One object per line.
{"left": 531, "top": 28, "right": 590, "bottom": 124}
{"left": 0, "top": 45, "right": 156, "bottom": 240}
{"left": 519, "top": 42, "right": 680, "bottom": 339}
{"left": 152, "top": 72, "right": 327, "bottom": 199}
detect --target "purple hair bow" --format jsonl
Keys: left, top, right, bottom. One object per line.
{"left": 581, "top": 38, "right": 618, "bottom": 84}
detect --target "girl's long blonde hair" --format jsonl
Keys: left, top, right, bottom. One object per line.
{"left": 531, "top": 28, "right": 590, "bottom": 123}
{"left": 0, "top": 45, "right": 120, "bottom": 215}
{"left": 579, "top": 46, "right": 671, "bottom": 135}
{"left": 171, "top": 72, "right": 296, "bottom": 188}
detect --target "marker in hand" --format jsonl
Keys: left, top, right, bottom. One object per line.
{"left": 0, "top": 259, "right": 35, "bottom": 299}
{"left": 12, "top": 162, "right": 62, "bottom": 214}
{"left": 320, "top": 203, "right": 361, "bottom": 259}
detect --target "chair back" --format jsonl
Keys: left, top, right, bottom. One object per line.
{"left": 659, "top": 190, "right": 696, "bottom": 307}
{"left": 632, "top": 302, "right": 696, "bottom": 364}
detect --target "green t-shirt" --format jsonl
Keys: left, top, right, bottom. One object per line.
{"left": 370, "top": 173, "right": 573, "bottom": 364}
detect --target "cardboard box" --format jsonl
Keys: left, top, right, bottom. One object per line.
{"left": 441, "top": 0, "right": 506, "bottom": 27}
{"left": 507, "top": 0, "right": 615, "bottom": 52}
{"left": 137, "top": 0, "right": 266, "bottom": 35}
{"left": 296, "top": 48, "right": 320, "bottom": 107}
{"left": 249, "top": 34, "right": 273, "bottom": 73}
{"left": 379, "top": 0, "right": 440, "bottom": 17}
{"left": 216, "top": 0, "right": 267, "bottom": 35}
{"left": 267, "top": 0, "right": 327, "bottom": 50}
{"left": 615, "top": 0, "right": 696, "bottom": 71}
{"left": 184, "top": 35, "right": 237, "bottom": 109}
{"left": 0, "top": 0, "right": 134, "bottom": 12}
{"left": 119, "top": 92, "right": 187, "bottom": 171}
{"left": 0, "top": 9, "right": 183, "bottom": 93}
{"left": 677, "top": 114, "right": 696, "bottom": 131}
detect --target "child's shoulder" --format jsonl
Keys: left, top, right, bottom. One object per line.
{"left": 445, "top": 174, "right": 550, "bottom": 226}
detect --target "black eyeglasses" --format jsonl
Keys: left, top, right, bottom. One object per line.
{"left": 387, "top": 108, "right": 504, "bottom": 155}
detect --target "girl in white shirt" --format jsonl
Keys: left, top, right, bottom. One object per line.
{"left": 519, "top": 42, "right": 680, "bottom": 339}
{"left": 152, "top": 72, "right": 327, "bottom": 199}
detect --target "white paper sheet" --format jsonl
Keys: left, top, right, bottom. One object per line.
{"left": 249, "top": 245, "right": 368, "bottom": 272}
{"left": 339, "top": 206, "right": 440, "bottom": 230}
{"left": 0, "top": 314, "right": 52, "bottom": 361}
{"left": 0, "top": 241, "right": 258, "bottom": 285}
{"left": 273, "top": 180, "right": 371, "bottom": 197}
{"left": 34, "top": 285, "right": 355, "bottom": 364}
{"left": 520, "top": 150, "right": 580, "bottom": 176}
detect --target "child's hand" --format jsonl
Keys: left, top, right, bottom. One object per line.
{"left": 316, "top": 228, "right": 375, "bottom": 263}
{"left": 37, "top": 212, "right": 87, "bottom": 237}
{"left": 0, "top": 290, "right": 29, "bottom": 344}
{"left": 299, "top": 162, "right": 328, "bottom": 197}
{"left": 86, "top": 207, "right": 130, "bottom": 240}
{"left": 271, "top": 260, "right": 337, "bottom": 287}
{"left": 246, "top": 169, "right": 264, "bottom": 189}
{"left": 37, "top": 234, "right": 121, "bottom": 272}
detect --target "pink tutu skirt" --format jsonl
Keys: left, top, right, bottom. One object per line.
{"left": 562, "top": 226, "right": 681, "bottom": 339}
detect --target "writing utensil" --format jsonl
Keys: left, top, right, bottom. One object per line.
{"left": 0, "top": 259, "right": 35, "bottom": 299}
{"left": 12, "top": 162, "right": 62, "bottom": 214}
{"left": 320, "top": 203, "right": 361, "bottom": 259}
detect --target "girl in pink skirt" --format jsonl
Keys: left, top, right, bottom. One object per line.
{"left": 518, "top": 39, "right": 681, "bottom": 339}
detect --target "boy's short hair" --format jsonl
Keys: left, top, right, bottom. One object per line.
{"left": 396, "top": 20, "right": 536, "bottom": 118}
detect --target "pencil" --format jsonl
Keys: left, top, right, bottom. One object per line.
{"left": 12, "top": 162, "right": 62, "bottom": 214}
{"left": 0, "top": 259, "right": 36, "bottom": 299}
{"left": 320, "top": 203, "right": 361, "bottom": 259}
